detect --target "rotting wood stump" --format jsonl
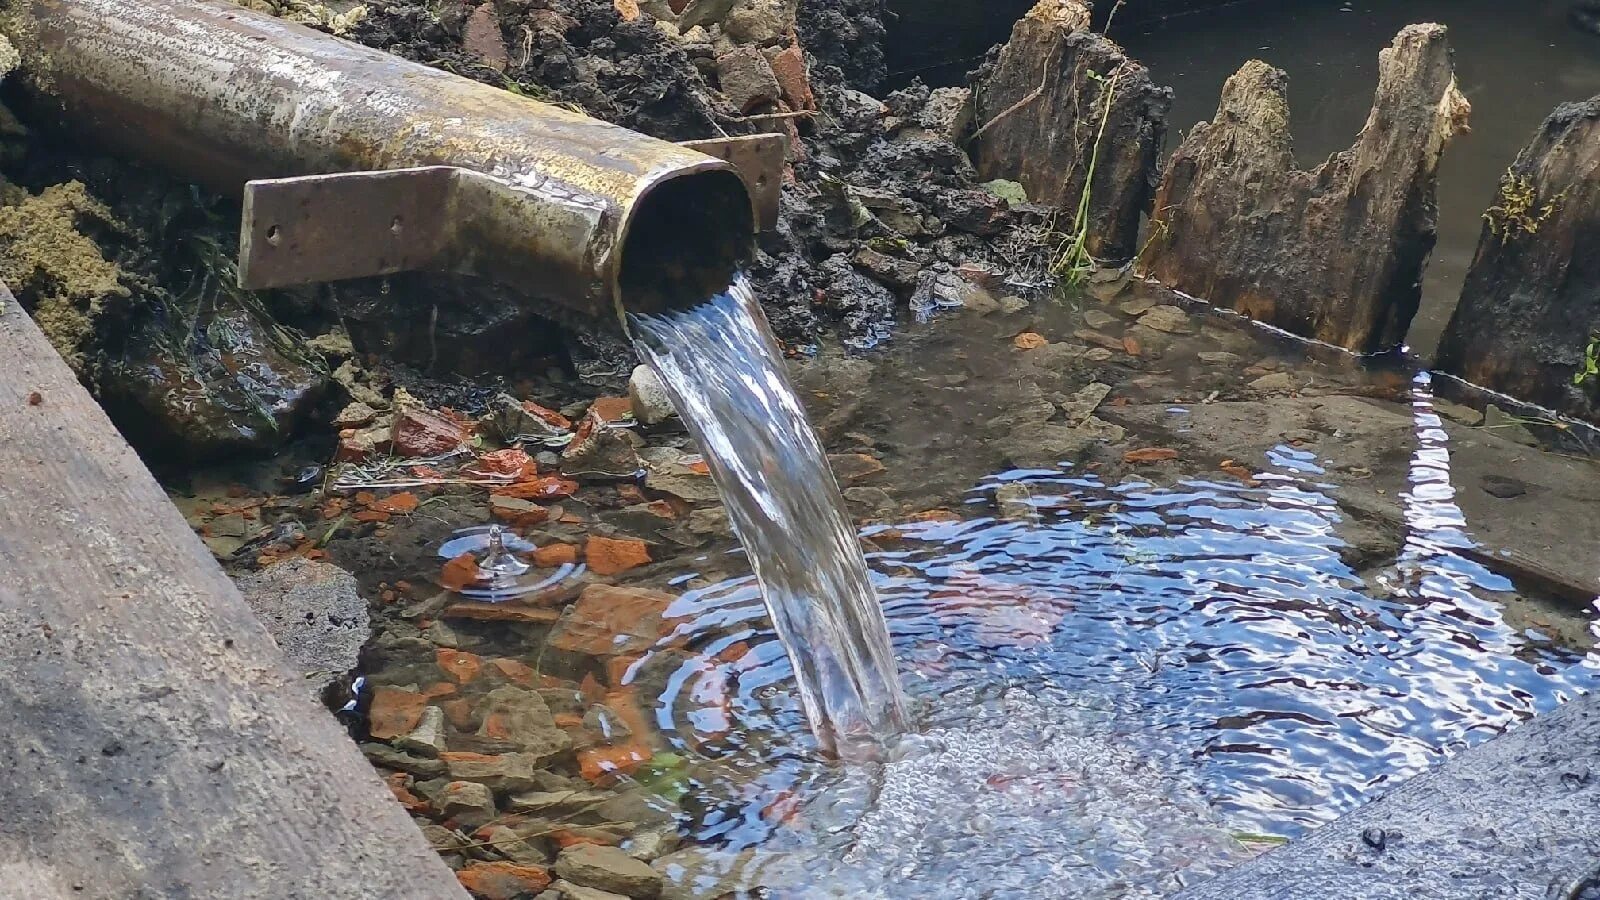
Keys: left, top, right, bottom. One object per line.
{"left": 1138, "top": 24, "right": 1471, "bottom": 354}
{"left": 1436, "top": 98, "right": 1600, "bottom": 425}
{"left": 970, "top": 0, "right": 1171, "bottom": 262}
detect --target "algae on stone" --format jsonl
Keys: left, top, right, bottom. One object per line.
{"left": 0, "top": 181, "right": 129, "bottom": 375}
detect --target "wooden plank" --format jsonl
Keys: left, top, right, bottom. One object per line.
{"left": 0, "top": 284, "right": 466, "bottom": 899}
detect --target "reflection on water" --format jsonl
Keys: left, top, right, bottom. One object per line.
{"left": 632, "top": 368, "right": 1597, "bottom": 897}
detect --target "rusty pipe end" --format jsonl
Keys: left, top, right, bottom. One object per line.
{"left": 614, "top": 165, "right": 754, "bottom": 322}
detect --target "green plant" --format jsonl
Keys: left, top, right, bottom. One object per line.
{"left": 1049, "top": 64, "right": 1124, "bottom": 294}
{"left": 1575, "top": 334, "right": 1600, "bottom": 386}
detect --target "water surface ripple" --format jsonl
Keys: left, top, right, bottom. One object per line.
{"left": 636, "top": 372, "right": 1597, "bottom": 897}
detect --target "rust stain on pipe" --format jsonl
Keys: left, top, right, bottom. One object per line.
{"left": 2, "top": 0, "right": 754, "bottom": 322}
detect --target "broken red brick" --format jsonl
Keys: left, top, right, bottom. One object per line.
{"left": 368, "top": 686, "right": 426, "bottom": 740}
{"left": 584, "top": 536, "right": 651, "bottom": 576}
{"left": 436, "top": 648, "right": 483, "bottom": 684}
{"left": 456, "top": 862, "right": 551, "bottom": 900}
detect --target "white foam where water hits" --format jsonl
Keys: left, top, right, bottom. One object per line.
{"left": 630, "top": 275, "right": 910, "bottom": 756}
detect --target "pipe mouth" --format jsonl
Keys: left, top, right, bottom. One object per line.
{"left": 617, "top": 166, "right": 754, "bottom": 319}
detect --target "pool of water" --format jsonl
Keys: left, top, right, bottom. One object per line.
{"left": 1122, "top": 0, "right": 1600, "bottom": 357}
{"left": 619, "top": 294, "right": 1600, "bottom": 897}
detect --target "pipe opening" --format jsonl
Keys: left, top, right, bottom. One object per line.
{"left": 619, "top": 168, "right": 754, "bottom": 316}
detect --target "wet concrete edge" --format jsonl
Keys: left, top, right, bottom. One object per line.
{"left": 1177, "top": 691, "right": 1600, "bottom": 900}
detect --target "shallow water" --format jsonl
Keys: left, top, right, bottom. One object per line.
{"left": 631, "top": 277, "right": 909, "bottom": 756}
{"left": 1122, "top": 0, "right": 1600, "bottom": 357}
{"left": 623, "top": 295, "right": 1600, "bottom": 897}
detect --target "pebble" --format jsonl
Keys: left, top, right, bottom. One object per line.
{"left": 395, "top": 705, "right": 448, "bottom": 758}
{"left": 1249, "top": 372, "right": 1298, "bottom": 393}
{"left": 1083, "top": 310, "right": 1118, "bottom": 330}
{"left": 1136, "top": 305, "right": 1195, "bottom": 335}
{"left": 1118, "top": 296, "right": 1159, "bottom": 317}
{"left": 624, "top": 368, "right": 675, "bottom": 432}
{"left": 553, "top": 844, "right": 665, "bottom": 898}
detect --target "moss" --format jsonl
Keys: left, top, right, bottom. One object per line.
{"left": 237, "top": 0, "right": 369, "bottom": 35}
{"left": 1484, "top": 171, "right": 1564, "bottom": 243}
{"left": 0, "top": 181, "right": 129, "bottom": 373}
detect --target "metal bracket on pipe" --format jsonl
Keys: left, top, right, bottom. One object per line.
{"left": 238, "top": 135, "right": 784, "bottom": 291}
{"left": 239, "top": 167, "right": 460, "bottom": 290}
{"left": 679, "top": 134, "right": 787, "bottom": 232}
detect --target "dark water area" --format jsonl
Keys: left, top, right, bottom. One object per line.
{"left": 1122, "top": 0, "right": 1600, "bottom": 358}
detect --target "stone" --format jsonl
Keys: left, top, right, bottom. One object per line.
{"left": 1083, "top": 309, "right": 1118, "bottom": 330}
{"left": 584, "top": 536, "right": 652, "bottom": 576}
{"left": 851, "top": 247, "right": 922, "bottom": 290}
{"left": 563, "top": 411, "right": 643, "bottom": 478}
{"left": 767, "top": 44, "right": 814, "bottom": 111}
{"left": 553, "top": 881, "right": 631, "bottom": 900}
{"left": 716, "top": 46, "right": 781, "bottom": 113}
{"left": 507, "top": 789, "right": 613, "bottom": 816}
{"left": 1119, "top": 296, "right": 1159, "bottom": 317}
{"left": 916, "top": 87, "right": 973, "bottom": 143}
{"left": 441, "top": 751, "right": 542, "bottom": 793}
{"left": 997, "top": 423, "right": 1095, "bottom": 469}
{"left": 100, "top": 294, "right": 328, "bottom": 459}
{"left": 457, "top": 862, "right": 553, "bottom": 900}
{"left": 1139, "top": 26, "right": 1471, "bottom": 353}
{"left": 1432, "top": 399, "right": 1484, "bottom": 426}
{"left": 583, "top": 705, "right": 634, "bottom": 743}
{"left": 627, "top": 366, "right": 677, "bottom": 427}
{"left": 439, "top": 780, "right": 499, "bottom": 829}
{"left": 1250, "top": 372, "right": 1298, "bottom": 393}
{"left": 335, "top": 420, "right": 392, "bottom": 463}
{"left": 1137, "top": 305, "right": 1194, "bottom": 334}
{"left": 995, "top": 483, "right": 1036, "bottom": 521}
{"left": 686, "top": 507, "right": 730, "bottom": 536}
{"left": 395, "top": 705, "right": 448, "bottom": 758}
{"left": 362, "top": 742, "right": 447, "bottom": 778}
{"left": 554, "top": 844, "right": 665, "bottom": 898}
{"left": 1078, "top": 416, "right": 1126, "bottom": 443}
{"left": 483, "top": 824, "right": 550, "bottom": 866}
{"left": 332, "top": 401, "right": 379, "bottom": 429}
{"left": 722, "top": 0, "right": 794, "bottom": 45}
{"left": 548, "top": 584, "right": 675, "bottom": 657}
{"left": 1057, "top": 382, "right": 1112, "bottom": 426}
{"left": 828, "top": 453, "right": 885, "bottom": 484}
{"left": 486, "top": 393, "right": 571, "bottom": 444}
{"left": 475, "top": 686, "right": 574, "bottom": 763}
{"left": 1436, "top": 97, "right": 1600, "bottom": 425}
{"left": 233, "top": 557, "right": 369, "bottom": 698}
{"left": 970, "top": 0, "right": 1170, "bottom": 261}
{"left": 392, "top": 404, "right": 467, "bottom": 457}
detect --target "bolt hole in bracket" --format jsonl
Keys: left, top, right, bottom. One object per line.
{"left": 236, "top": 135, "right": 785, "bottom": 292}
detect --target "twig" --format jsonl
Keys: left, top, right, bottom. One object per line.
{"left": 968, "top": 41, "right": 1066, "bottom": 145}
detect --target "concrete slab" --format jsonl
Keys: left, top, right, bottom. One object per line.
{"left": 1177, "top": 691, "right": 1600, "bottom": 900}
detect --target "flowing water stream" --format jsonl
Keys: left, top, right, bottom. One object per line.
{"left": 630, "top": 275, "right": 911, "bottom": 756}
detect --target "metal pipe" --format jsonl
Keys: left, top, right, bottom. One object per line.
{"left": 1, "top": 0, "right": 755, "bottom": 322}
